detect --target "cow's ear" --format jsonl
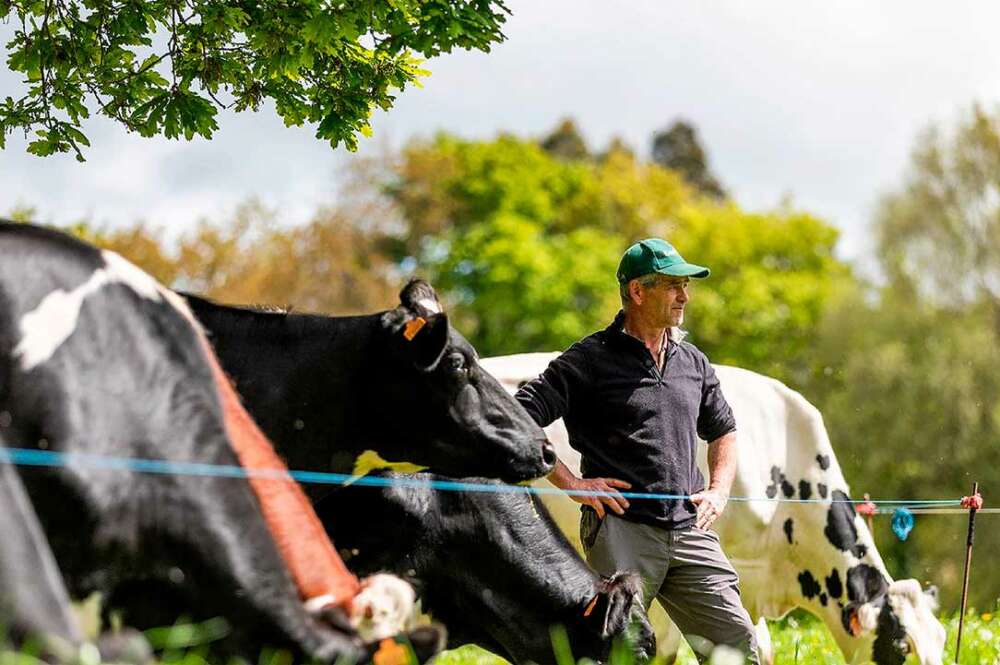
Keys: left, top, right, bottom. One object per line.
{"left": 843, "top": 601, "right": 880, "bottom": 637}
{"left": 399, "top": 278, "right": 445, "bottom": 318}
{"left": 383, "top": 308, "right": 449, "bottom": 372}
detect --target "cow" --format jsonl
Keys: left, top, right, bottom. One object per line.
{"left": 313, "top": 474, "right": 656, "bottom": 664}
{"left": 480, "top": 353, "right": 946, "bottom": 665}
{"left": 182, "top": 287, "right": 555, "bottom": 495}
{"left": 0, "top": 222, "right": 432, "bottom": 662}
{"left": 184, "top": 300, "right": 654, "bottom": 662}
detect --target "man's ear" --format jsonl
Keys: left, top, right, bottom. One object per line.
{"left": 382, "top": 308, "right": 450, "bottom": 372}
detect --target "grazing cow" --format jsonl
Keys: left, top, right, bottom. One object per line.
{"left": 183, "top": 287, "right": 555, "bottom": 492}
{"left": 0, "top": 222, "right": 426, "bottom": 662}
{"left": 480, "top": 353, "right": 946, "bottom": 665}
{"left": 314, "top": 474, "right": 656, "bottom": 664}
{"left": 185, "top": 303, "right": 654, "bottom": 662}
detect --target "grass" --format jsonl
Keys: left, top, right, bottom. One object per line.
{"left": 436, "top": 607, "right": 1000, "bottom": 665}
{"left": 4, "top": 606, "right": 998, "bottom": 665}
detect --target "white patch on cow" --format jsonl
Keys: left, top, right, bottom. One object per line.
{"left": 101, "top": 250, "right": 161, "bottom": 301}
{"left": 888, "top": 580, "right": 946, "bottom": 665}
{"left": 303, "top": 594, "right": 337, "bottom": 614}
{"left": 417, "top": 298, "right": 441, "bottom": 314}
{"left": 350, "top": 573, "right": 417, "bottom": 642}
{"left": 13, "top": 250, "right": 203, "bottom": 372}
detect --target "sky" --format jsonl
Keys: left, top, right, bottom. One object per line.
{"left": 3, "top": 1, "right": 1000, "bottom": 265}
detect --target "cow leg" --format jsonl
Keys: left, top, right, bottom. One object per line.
{"left": 755, "top": 617, "right": 773, "bottom": 665}
{"left": 0, "top": 458, "right": 83, "bottom": 655}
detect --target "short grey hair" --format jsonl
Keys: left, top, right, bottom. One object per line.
{"left": 619, "top": 273, "right": 661, "bottom": 304}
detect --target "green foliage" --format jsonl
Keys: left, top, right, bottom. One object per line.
{"left": 381, "top": 132, "right": 851, "bottom": 370}
{"left": 651, "top": 120, "right": 727, "bottom": 201}
{"left": 800, "top": 290, "right": 1000, "bottom": 609}
{"left": 1, "top": 0, "right": 510, "bottom": 159}
{"left": 671, "top": 204, "right": 853, "bottom": 384}
{"left": 876, "top": 104, "right": 1000, "bottom": 309}
{"left": 540, "top": 118, "right": 589, "bottom": 162}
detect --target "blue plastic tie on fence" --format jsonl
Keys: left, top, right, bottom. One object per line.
{"left": 891, "top": 507, "right": 915, "bottom": 540}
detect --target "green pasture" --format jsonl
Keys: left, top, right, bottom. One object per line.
{"left": 437, "top": 608, "right": 1000, "bottom": 665}
{"left": 3, "top": 603, "right": 997, "bottom": 665}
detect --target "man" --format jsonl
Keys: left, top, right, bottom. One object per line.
{"left": 516, "top": 238, "right": 760, "bottom": 663}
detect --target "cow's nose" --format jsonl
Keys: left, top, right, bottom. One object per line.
{"left": 541, "top": 440, "right": 557, "bottom": 467}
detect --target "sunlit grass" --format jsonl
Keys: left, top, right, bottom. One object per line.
{"left": 436, "top": 606, "right": 1000, "bottom": 665}
{"left": 4, "top": 605, "right": 998, "bottom": 665}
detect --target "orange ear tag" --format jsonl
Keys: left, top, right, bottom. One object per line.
{"left": 403, "top": 317, "right": 426, "bottom": 341}
{"left": 374, "top": 638, "right": 410, "bottom": 665}
{"left": 583, "top": 593, "right": 600, "bottom": 617}
{"left": 849, "top": 612, "right": 862, "bottom": 637}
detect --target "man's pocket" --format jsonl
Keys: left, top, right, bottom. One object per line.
{"left": 579, "top": 507, "right": 604, "bottom": 552}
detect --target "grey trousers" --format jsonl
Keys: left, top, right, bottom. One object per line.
{"left": 582, "top": 511, "right": 760, "bottom": 665}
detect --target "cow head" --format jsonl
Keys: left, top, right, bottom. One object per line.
{"left": 377, "top": 280, "right": 555, "bottom": 482}
{"left": 842, "top": 579, "right": 945, "bottom": 665}
{"left": 580, "top": 572, "right": 656, "bottom": 661}
{"left": 838, "top": 568, "right": 944, "bottom": 665}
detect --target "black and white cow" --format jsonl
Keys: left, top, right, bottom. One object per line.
{"left": 183, "top": 288, "right": 555, "bottom": 491}
{"left": 314, "top": 474, "right": 656, "bottom": 664}
{"left": 185, "top": 300, "right": 654, "bottom": 662}
{"left": 480, "top": 354, "right": 946, "bottom": 665}
{"left": 0, "top": 222, "right": 425, "bottom": 662}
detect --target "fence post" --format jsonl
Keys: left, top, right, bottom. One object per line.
{"left": 955, "top": 481, "right": 980, "bottom": 664}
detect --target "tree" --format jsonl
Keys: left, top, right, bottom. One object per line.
{"left": 378, "top": 132, "right": 850, "bottom": 364}
{"left": 539, "top": 118, "right": 589, "bottom": 161}
{"left": 876, "top": 104, "right": 1000, "bottom": 322}
{"left": 800, "top": 290, "right": 1000, "bottom": 609}
{"left": 0, "top": 0, "right": 510, "bottom": 160}
{"left": 651, "top": 120, "right": 726, "bottom": 200}
{"left": 668, "top": 204, "right": 852, "bottom": 384}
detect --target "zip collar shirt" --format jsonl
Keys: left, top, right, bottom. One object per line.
{"left": 515, "top": 311, "right": 737, "bottom": 529}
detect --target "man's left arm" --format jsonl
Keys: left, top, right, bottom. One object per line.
{"left": 691, "top": 431, "right": 736, "bottom": 530}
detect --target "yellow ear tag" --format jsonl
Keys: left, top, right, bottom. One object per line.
{"left": 403, "top": 316, "right": 426, "bottom": 341}
{"left": 583, "top": 593, "right": 600, "bottom": 617}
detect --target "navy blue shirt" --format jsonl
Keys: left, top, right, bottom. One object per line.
{"left": 515, "top": 311, "right": 736, "bottom": 529}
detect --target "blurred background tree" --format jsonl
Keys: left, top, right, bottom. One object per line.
{"left": 651, "top": 120, "right": 727, "bottom": 201}
{"left": 876, "top": 104, "right": 1000, "bottom": 331}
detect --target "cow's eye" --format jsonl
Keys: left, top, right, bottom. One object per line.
{"left": 448, "top": 353, "right": 467, "bottom": 373}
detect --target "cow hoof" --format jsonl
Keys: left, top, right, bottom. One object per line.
{"left": 96, "top": 628, "right": 154, "bottom": 664}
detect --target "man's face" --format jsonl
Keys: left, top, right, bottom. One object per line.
{"left": 634, "top": 275, "right": 691, "bottom": 327}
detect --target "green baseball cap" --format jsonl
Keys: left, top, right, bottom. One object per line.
{"left": 616, "top": 238, "right": 710, "bottom": 284}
